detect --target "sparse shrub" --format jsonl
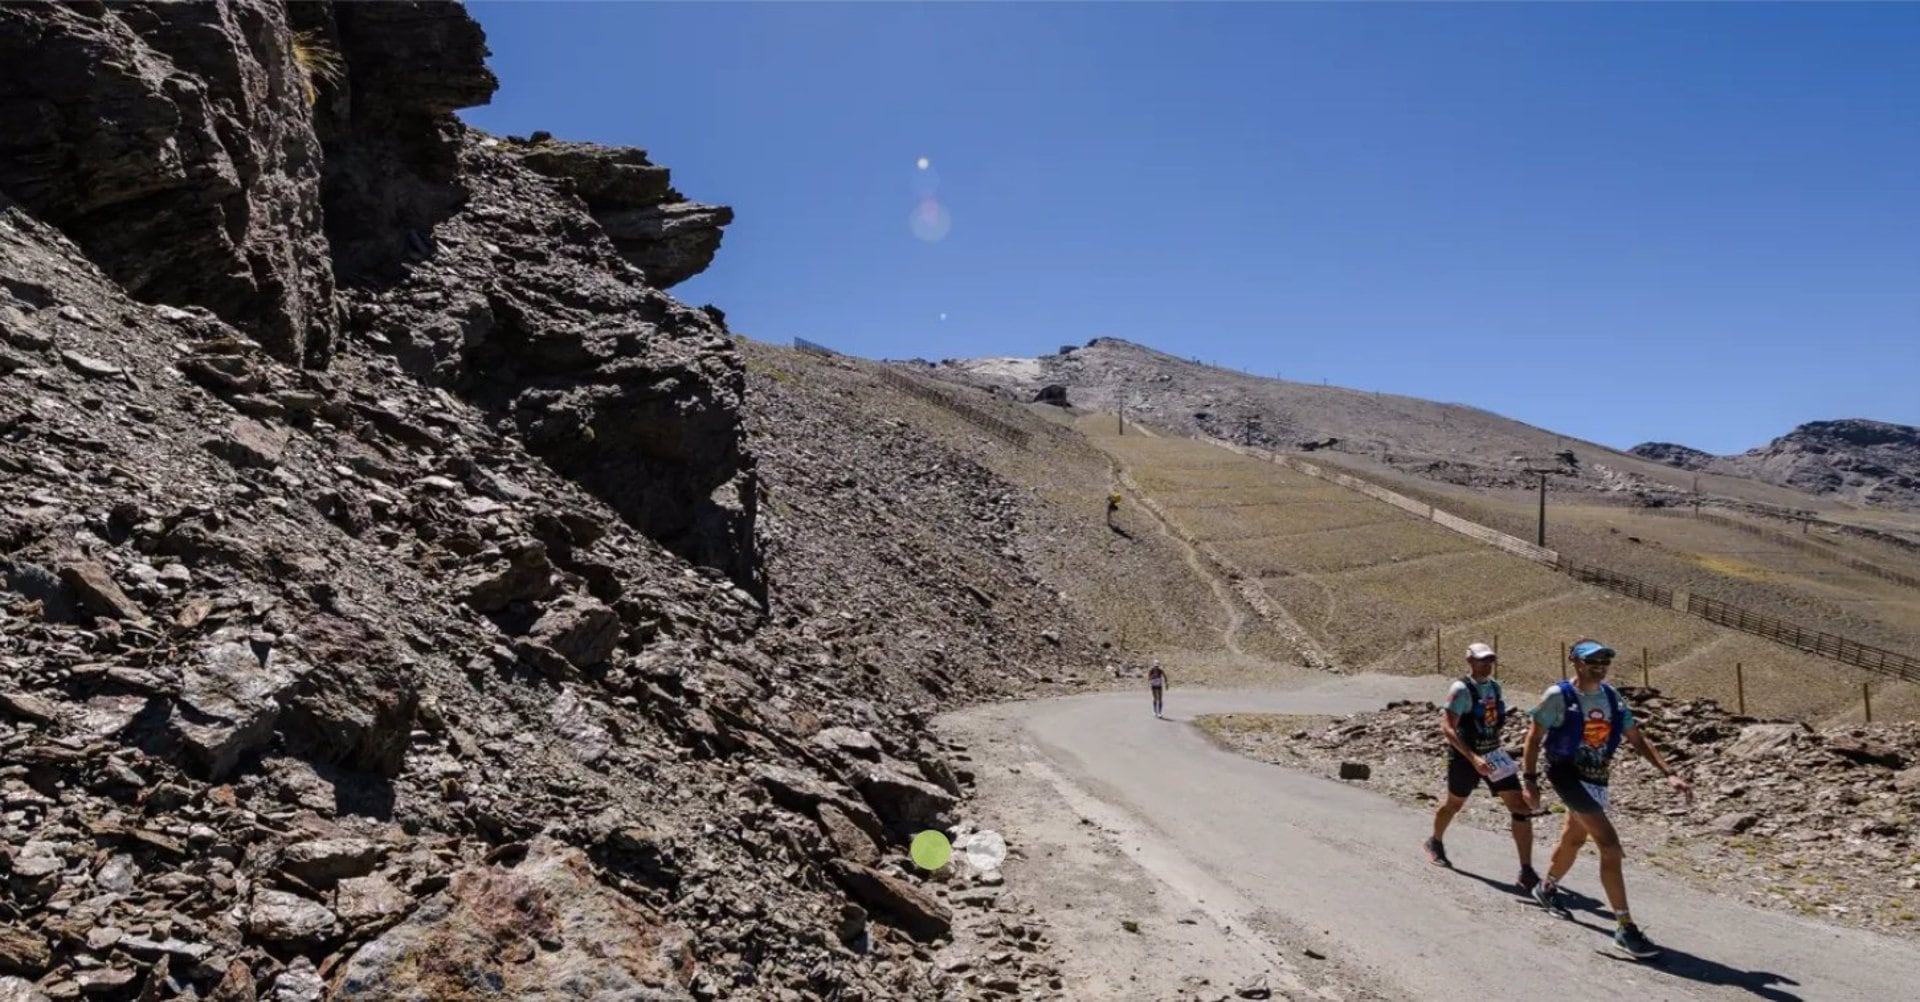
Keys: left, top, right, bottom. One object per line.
{"left": 291, "top": 31, "right": 344, "bottom": 106}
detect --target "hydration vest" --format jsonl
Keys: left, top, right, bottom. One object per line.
{"left": 1545, "top": 680, "right": 1625, "bottom": 781}
{"left": 1455, "top": 676, "right": 1506, "bottom": 754}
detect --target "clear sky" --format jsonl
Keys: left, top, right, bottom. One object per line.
{"left": 461, "top": 2, "right": 1917, "bottom": 455}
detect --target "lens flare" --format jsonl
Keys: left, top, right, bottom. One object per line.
{"left": 916, "top": 156, "right": 930, "bottom": 170}
{"left": 909, "top": 198, "right": 951, "bottom": 242}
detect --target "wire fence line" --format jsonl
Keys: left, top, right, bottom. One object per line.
{"left": 1241, "top": 445, "right": 1920, "bottom": 683}
{"left": 791, "top": 338, "right": 1035, "bottom": 449}
{"left": 1643, "top": 508, "right": 1920, "bottom": 591}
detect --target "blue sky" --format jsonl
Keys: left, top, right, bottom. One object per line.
{"left": 462, "top": 2, "right": 1917, "bottom": 455}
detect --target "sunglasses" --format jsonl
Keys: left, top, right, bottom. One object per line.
{"left": 1581, "top": 658, "right": 1614, "bottom": 667}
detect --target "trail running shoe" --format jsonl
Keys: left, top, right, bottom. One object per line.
{"left": 1615, "top": 923, "right": 1661, "bottom": 960}
{"left": 1424, "top": 838, "right": 1451, "bottom": 868}
{"left": 1518, "top": 866, "right": 1541, "bottom": 893}
{"left": 1532, "top": 878, "right": 1569, "bottom": 918}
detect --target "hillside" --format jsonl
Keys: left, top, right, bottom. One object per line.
{"left": 0, "top": 4, "right": 1105, "bottom": 1000}
{"left": 928, "top": 338, "right": 1918, "bottom": 521}
{"left": 1634, "top": 419, "right": 1920, "bottom": 512}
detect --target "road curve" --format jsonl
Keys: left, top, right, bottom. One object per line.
{"left": 943, "top": 679, "right": 1918, "bottom": 1002}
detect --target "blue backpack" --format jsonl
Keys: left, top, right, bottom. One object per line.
{"left": 1544, "top": 679, "right": 1624, "bottom": 765}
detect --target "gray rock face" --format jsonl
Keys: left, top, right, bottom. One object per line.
{"left": 168, "top": 633, "right": 298, "bottom": 780}
{"left": 0, "top": 0, "right": 338, "bottom": 366}
{"left": 529, "top": 595, "right": 621, "bottom": 668}
{"left": 279, "top": 838, "right": 378, "bottom": 886}
{"left": 246, "top": 889, "right": 337, "bottom": 943}
{"left": 332, "top": 841, "right": 694, "bottom": 1001}
{"left": 827, "top": 860, "right": 952, "bottom": 942}
{"left": 509, "top": 140, "right": 732, "bottom": 289}
{"left": 856, "top": 759, "right": 958, "bottom": 831}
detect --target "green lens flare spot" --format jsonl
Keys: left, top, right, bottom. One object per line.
{"left": 910, "top": 830, "right": 952, "bottom": 871}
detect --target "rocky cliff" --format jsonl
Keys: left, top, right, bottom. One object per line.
{"left": 0, "top": 3, "right": 1095, "bottom": 1000}
{"left": 1633, "top": 419, "right": 1920, "bottom": 511}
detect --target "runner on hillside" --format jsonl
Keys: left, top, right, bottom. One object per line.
{"left": 1148, "top": 661, "right": 1167, "bottom": 718}
{"left": 1521, "top": 639, "right": 1693, "bottom": 960}
{"left": 1423, "top": 642, "right": 1539, "bottom": 892}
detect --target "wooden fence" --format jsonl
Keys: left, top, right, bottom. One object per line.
{"left": 1686, "top": 594, "right": 1920, "bottom": 683}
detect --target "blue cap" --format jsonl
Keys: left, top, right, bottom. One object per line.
{"left": 1570, "top": 640, "right": 1616, "bottom": 661}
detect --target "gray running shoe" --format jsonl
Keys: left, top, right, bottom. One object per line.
{"left": 1423, "top": 837, "right": 1451, "bottom": 868}
{"left": 1615, "top": 922, "right": 1661, "bottom": 960}
{"left": 1532, "top": 878, "right": 1569, "bottom": 918}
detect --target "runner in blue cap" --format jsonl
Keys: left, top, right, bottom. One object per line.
{"left": 1521, "top": 638, "right": 1692, "bottom": 960}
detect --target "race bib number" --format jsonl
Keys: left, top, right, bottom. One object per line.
{"left": 1581, "top": 780, "right": 1611, "bottom": 812}
{"left": 1482, "top": 749, "right": 1518, "bottom": 782}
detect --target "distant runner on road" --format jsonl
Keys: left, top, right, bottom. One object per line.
{"left": 1522, "top": 639, "right": 1693, "bottom": 960}
{"left": 1424, "top": 642, "right": 1539, "bottom": 893}
{"left": 1148, "top": 661, "right": 1167, "bottom": 718}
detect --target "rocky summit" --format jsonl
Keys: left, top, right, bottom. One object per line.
{"left": 0, "top": 3, "right": 1098, "bottom": 1000}
{"left": 1634, "top": 419, "right": 1920, "bottom": 512}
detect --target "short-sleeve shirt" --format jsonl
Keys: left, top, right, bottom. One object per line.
{"left": 1445, "top": 677, "right": 1503, "bottom": 718}
{"left": 1527, "top": 683, "right": 1635, "bottom": 734}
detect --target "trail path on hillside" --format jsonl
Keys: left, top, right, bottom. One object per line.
{"left": 1109, "top": 461, "right": 1248, "bottom": 657}
{"left": 941, "top": 678, "right": 1918, "bottom": 1002}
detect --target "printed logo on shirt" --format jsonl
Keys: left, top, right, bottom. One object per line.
{"left": 1582, "top": 707, "right": 1611, "bottom": 749}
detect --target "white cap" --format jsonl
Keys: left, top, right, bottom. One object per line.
{"left": 1466, "top": 642, "right": 1496, "bottom": 661}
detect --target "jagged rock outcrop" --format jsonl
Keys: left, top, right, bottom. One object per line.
{"left": 1630, "top": 441, "right": 1715, "bottom": 472}
{"left": 1633, "top": 420, "right": 1920, "bottom": 511}
{"left": 289, "top": 1, "right": 761, "bottom": 596}
{"left": 509, "top": 138, "right": 733, "bottom": 289}
{"left": 0, "top": 0, "right": 338, "bottom": 367}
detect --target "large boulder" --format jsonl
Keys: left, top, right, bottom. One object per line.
{"left": 331, "top": 840, "right": 694, "bottom": 1000}
{"left": 164, "top": 632, "right": 301, "bottom": 780}
{"left": 827, "top": 861, "right": 951, "bottom": 942}
{"left": 0, "top": 0, "right": 338, "bottom": 366}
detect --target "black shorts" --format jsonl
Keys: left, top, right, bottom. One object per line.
{"left": 1446, "top": 751, "right": 1521, "bottom": 799}
{"left": 1545, "top": 759, "right": 1609, "bottom": 815}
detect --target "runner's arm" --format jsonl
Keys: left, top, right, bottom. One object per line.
{"left": 1439, "top": 709, "right": 1477, "bottom": 761}
{"left": 1625, "top": 725, "right": 1692, "bottom": 794}
{"left": 1520, "top": 721, "right": 1546, "bottom": 789}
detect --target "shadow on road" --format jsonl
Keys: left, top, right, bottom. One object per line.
{"left": 1597, "top": 944, "right": 1804, "bottom": 1001}
{"left": 1107, "top": 522, "right": 1135, "bottom": 540}
{"left": 1452, "top": 867, "right": 1805, "bottom": 998}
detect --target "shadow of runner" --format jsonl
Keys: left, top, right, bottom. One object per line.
{"left": 1596, "top": 944, "right": 1804, "bottom": 1001}
{"left": 1107, "top": 522, "right": 1135, "bottom": 540}
{"left": 1451, "top": 867, "right": 1611, "bottom": 920}
{"left": 1456, "top": 867, "right": 1806, "bottom": 999}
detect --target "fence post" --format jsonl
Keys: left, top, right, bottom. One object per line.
{"left": 1435, "top": 627, "right": 1443, "bottom": 673}
{"left": 1560, "top": 642, "right": 1568, "bottom": 679}
{"left": 1864, "top": 683, "right": 1873, "bottom": 724}
{"left": 1641, "top": 647, "right": 1649, "bottom": 688}
{"left": 1735, "top": 662, "right": 1745, "bottom": 716}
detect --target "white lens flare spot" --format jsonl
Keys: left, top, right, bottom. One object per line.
{"left": 909, "top": 198, "right": 951, "bottom": 242}
{"left": 916, "top": 156, "right": 930, "bottom": 170}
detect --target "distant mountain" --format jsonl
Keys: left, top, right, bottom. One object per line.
{"left": 1633, "top": 420, "right": 1920, "bottom": 511}
{"left": 917, "top": 338, "right": 1814, "bottom": 507}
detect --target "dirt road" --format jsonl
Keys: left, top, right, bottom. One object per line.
{"left": 940, "top": 678, "right": 1919, "bottom": 1001}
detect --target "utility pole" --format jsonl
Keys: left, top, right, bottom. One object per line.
{"left": 1537, "top": 471, "right": 1548, "bottom": 547}
{"left": 1522, "top": 457, "right": 1569, "bottom": 548}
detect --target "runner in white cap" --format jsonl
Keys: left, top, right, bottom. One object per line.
{"left": 1424, "top": 641, "right": 1539, "bottom": 893}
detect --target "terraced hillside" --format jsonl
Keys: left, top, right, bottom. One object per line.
{"left": 1093, "top": 428, "right": 1920, "bottom": 724}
